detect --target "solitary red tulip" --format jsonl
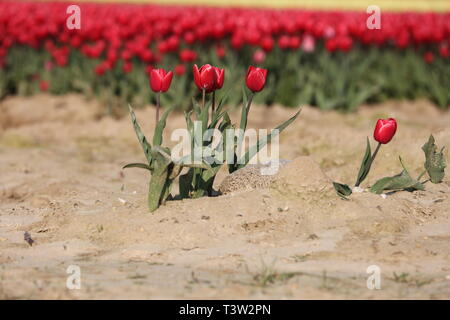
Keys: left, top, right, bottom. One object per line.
{"left": 213, "top": 67, "right": 225, "bottom": 90}
{"left": 246, "top": 66, "right": 268, "bottom": 93}
{"left": 193, "top": 64, "right": 217, "bottom": 92}
{"left": 373, "top": 118, "right": 397, "bottom": 144}
{"left": 150, "top": 68, "right": 173, "bottom": 93}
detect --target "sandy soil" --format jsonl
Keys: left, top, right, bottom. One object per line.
{"left": 0, "top": 94, "right": 449, "bottom": 299}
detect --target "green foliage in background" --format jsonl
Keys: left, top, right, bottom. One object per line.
{"left": 1, "top": 44, "right": 449, "bottom": 112}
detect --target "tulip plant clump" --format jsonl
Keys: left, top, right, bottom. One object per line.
{"left": 124, "top": 64, "right": 300, "bottom": 212}
{"left": 1, "top": 2, "right": 450, "bottom": 110}
{"left": 333, "top": 119, "right": 447, "bottom": 199}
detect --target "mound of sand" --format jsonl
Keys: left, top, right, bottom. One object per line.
{"left": 271, "top": 156, "right": 335, "bottom": 199}
{"left": 219, "top": 159, "right": 291, "bottom": 194}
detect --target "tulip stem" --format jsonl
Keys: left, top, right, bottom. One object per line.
{"left": 202, "top": 89, "right": 206, "bottom": 109}
{"left": 212, "top": 91, "right": 215, "bottom": 115}
{"left": 371, "top": 142, "right": 382, "bottom": 165}
{"left": 242, "top": 92, "right": 255, "bottom": 130}
{"left": 156, "top": 92, "right": 161, "bottom": 123}
{"left": 246, "top": 92, "right": 254, "bottom": 117}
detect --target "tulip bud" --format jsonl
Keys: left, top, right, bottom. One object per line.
{"left": 373, "top": 118, "right": 397, "bottom": 144}
{"left": 150, "top": 68, "right": 173, "bottom": 93}
{"left": 245, "top": 66, "right": 268, "bottom": 93}
{"left": 193, "top": 64, "right": 217, "bottom": 93}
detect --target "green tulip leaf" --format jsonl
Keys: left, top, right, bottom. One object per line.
{"left": 239, "top": 87, "right": 249, "bottom": 131}
{"left": 179, "top": 168, "right": 194, "bottom": 199}
{"left": 370, "top": 157, "right": 425, "bottom": 194}
{"left": 192, "top": 97, "right": 201, "bottom": 118}
{"left": 128, "top": 104, "right": 152, "bottom": 164}
{"left": 123, "top": 163, "right": 151, "bottom": 171}
{"left": 422, "top": 135, "right": 446, "bottom": 184}
{"left": 153, "top": 106, "right": 174, "bottom": 146}
{"left": 235, "top": 108, "right": 301, "bottom": 170}
{"left": 215, "top": 93, "right": 228, "bottom": 115}
{"left": 355, "top": 137, "right": 372, "bottom": 187}
{"left": 175, "top": 154, "right": 214, "bottom": 171}
{"left": 184, "top": 110, "right": 194, "bottom": 132}
{"left": 332, "top": 182, "right": 352, "bottom": 199}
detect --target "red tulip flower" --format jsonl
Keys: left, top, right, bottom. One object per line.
{"left": 149, "top": 68, "right": 173, "bottom": 123}
{"left": 246, "top": 66, "right": 268, "bottom": 93}
{"left": 193, "top": 64, "right": 217, "bottom": 93}
{"left": 213, "top": 67, "right": 225, "bottom": 90}
{"left": 374, "top": 118, "right": 397, "bottom": 144}
{"left": 150, "top": 68, "right": 173, "bottom": 93}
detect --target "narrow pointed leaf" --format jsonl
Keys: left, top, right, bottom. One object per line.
{"left": 239, "top": 87, "right": 249, "bottom": 131}
{"left": 355, "top": 137, "right": 372, "bottom": 186}
{"left": 128, "top": 104, "right": 152, "bottom": 163}
{"left": 215, "top": 93, "right": 228, "bottom": 115}
{"left": 192, "top": 97, "right": 201, "bottom": 118}
{"left": 153, "top": 106, "right": 174, "bottom": 146}
{"left": 123, "top": 163, "right": 151, "bottom": 171}
{"left": 236, "top": 109, "right": 301, "bottom": 169}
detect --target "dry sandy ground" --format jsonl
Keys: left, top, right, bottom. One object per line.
{"left": 0, "top": 94, "right": 449, "bottom": 299}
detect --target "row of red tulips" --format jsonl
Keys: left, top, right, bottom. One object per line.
{"left": 0, "top": 2, "right": 449, "bottom": 110}
{"left": 1, "top": 2, "right": 449, "bottom": 69}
